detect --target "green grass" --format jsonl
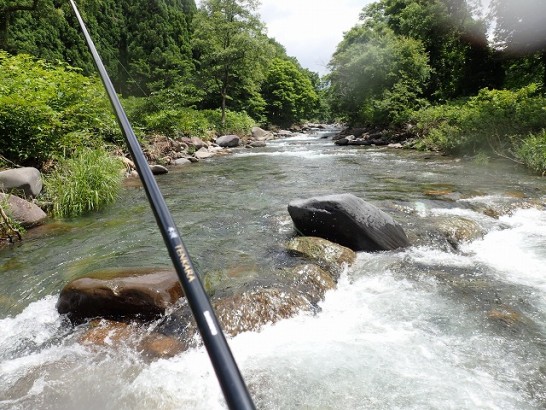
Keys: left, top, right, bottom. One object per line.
{"left": 44, "top": 148, "right": 125, "bottom": 218}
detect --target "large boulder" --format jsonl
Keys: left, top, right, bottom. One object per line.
{"left": 216, "top": 135, "right": 240, "bottom": 148}
{"left": 57, "top": 268, "right": 183, "bottom": 322}
{"left": 0, "top": 167, "right": 43, "bottom": 197}
{"left": 251, "top": 127, "right": 273, "bottom": 141}
{"left": 0, "top": 193, "right": 47, "bottom": 228}
{"left": 287, "top": 194, "right": 410, "bottom": 252}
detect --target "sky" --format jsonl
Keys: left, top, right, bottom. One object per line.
{"left": 258, "top": 0, "right": 373, "bottom": 76}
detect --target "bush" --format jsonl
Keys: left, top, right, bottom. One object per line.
{"left": 141, "top": 108, "right": 212, "bottom": 139}
{"left": 412, "top": 85, "right": 546, "bottom": 154}
{"left": 44, "top": 148, "right": 124, "bottom": 218}
{"left": 517, "top": 130, "right": 546, "bottom": 175}
{"left": 202, "top": 109, "right": 255, "bottom": 136}
{"left": 0, "top": 52, "right": 120, "bottom": 166}
{"left": 138, "top": 106, "right": 255, "bottom": 139}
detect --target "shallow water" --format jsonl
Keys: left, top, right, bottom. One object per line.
{"left": 1, "top": 130, "right": 546, "bottom": 409}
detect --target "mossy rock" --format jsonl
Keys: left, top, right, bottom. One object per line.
{"left": 286, "top": 236, "right": 356, "bottom": 278}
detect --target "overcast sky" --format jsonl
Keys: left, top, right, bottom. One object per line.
{"left": 258, "top": 0, "right": 372, "bottom": 76}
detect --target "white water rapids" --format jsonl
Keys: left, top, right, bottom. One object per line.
{"left": 1, "top": 133, "right": 545, "bottom": 409}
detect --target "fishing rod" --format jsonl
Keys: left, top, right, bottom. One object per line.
{"left": 68, "top": 2, "right": 255, "bottom": 409}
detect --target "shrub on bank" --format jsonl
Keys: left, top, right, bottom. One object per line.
{"left": 44, "top": 148, "right": 124, "bottom": 218}
{"left": 0, "top": 52, "right": 120, "bottom": 166}
{"left": 137, "top": 106, "right": 255, "bottom": 139}
{"left": 517, "top": 130, "right": 546, "bottom": 175}
{"left": 411, "top": 85, "right": 546, "bottom": 163}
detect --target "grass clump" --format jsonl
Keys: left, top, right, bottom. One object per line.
{"left": 517, "top": 130, "right": 546, "bottom": 175}
{"left": 44, "top": 148, "right": 125, "bottom": 218}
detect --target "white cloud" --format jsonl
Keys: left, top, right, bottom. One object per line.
{"left": 258, "top": 0, "right": 372, "bottom": 75}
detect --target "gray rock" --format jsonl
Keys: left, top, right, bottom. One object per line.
{"left": 277, "top": 130, "right": 292, "bottom": 137}
{"left": 287, "top": 193, "right": 410, "bottom": 252}
{"left": 57, "top": 268, "right": 183, "bottom": 322}
{"left": 173, "top": 158, "right": 192, "bottom": 166}
{"left": 150, "top": 164, "right": 168, "bottom": 175}
{"left": 190, "top": 137, "right": 206, "bottom": 149}
{"left": 194, "top": 147, "right": 215, "bottom": 159}
{"left": 248, "top": 141, "right": 267, "bottom": 148}
{"left": 252, "top": 127, "right": 273, "bottom": 141}
{"left": 216, "top": 135, "right": 240, "bottom": 147}
{"left": 0, "top": 167, "right": 43, "bottom": 197}
{"left": 0, "top": 193, "right": 47, "bottom": 228}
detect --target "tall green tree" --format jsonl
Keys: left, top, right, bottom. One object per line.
{"left": 0, "top": 0, "right": 41, "bottom": 50}
{"left": 261, "top": 58, "right": 319, "bottom": 126}
{"left": 491, "top": 0, "right": 546, "bottom": 87}
{"left": 361, "top": 0, "right": 498, "bottom": 100}
{"left": 192, "top": 0, "right": 273, "bottom": 126}
{"left": 1, "top": 0, "right": 197, "bottom": 98}
{"left": 328, "top": 25, "right": 430, "bottom": 125}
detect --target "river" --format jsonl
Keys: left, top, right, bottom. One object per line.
{"left": 1, "top": 130, "right": 546, "bottom": 409}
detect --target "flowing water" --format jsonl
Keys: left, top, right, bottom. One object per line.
{"left": 1, "top": 130, "right": 546, "bottom": 409}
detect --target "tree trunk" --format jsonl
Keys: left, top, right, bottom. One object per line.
{"left": 221, "top": 90, "right": 227, "bottom": 128}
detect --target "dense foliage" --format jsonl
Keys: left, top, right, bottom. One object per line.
{"left": 0, "top": 0, "right": 196, "bottom": 97}
{"left": 0, "top": 51, "right": 118, "bottom": 166}
{"left": 261, "top": 58, "right": 319, "bottom": 126}
{"left": 327, "top": 0, "right": 546, "bottom": 173}
{"left": 412, "top": 85, "right": 546, "bottom": 153}
{"left": 328, "top": 0, "right": 500, "bottom": 126}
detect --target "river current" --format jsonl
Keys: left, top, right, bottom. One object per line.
{"left": 1, "top": 130, "right": 546, "bottom": 409}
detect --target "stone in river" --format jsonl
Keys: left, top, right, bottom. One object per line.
{"left": 57, "top": 268, "right": 183, "bottom": 322}
{"left": 288, "top": 193, "right": 410, "bottom": 252}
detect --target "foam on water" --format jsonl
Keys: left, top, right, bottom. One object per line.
{"left": 462, "top": 208, "right": 546, "bottom": 293}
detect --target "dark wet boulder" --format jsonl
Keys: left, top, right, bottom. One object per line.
{"left": 216, "top": 135, "right": 240, "bottom": 147}
{"left": 286, "top": 236, "right": 356, "bottom": 278}
{"left": 0, "top": 193, "right": 47, "bottom": 228}
{"left": 150, "top": 164, "right": 168, "bottom": 175}
{"left": 57, "top": 268, "right": 183, "bottom": 322}
{"left": 0, "top": 167, "right": 42, "bottom": 197}
{"left": 288, "top": 194, "right": 410, "bottom": 252}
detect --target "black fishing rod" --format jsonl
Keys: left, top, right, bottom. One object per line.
{"left": 68, "top": 1, "right": 255, "bottom": 409}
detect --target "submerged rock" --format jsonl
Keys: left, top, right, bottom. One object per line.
{"left": 57, "top": 268, "right": 183, "bottom": 322}
{"left": 80, "top": 319, "right": 186, "bottom": 359}
{"left": 286, "top": 236, "right": 356, "bottom": 278}
{"left": 288, "top": 193, "right": 410, "bottom": 252}
{"left": 285, "top": 264, "right": 336, "bottom": 305}
{"left": 436, "top": 216, "right": 485, "bottom": 247}
{"left": 213, "top": 287, "right": 312, "bottom": 336}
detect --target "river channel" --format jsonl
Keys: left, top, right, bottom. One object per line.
{"left": 1, "top": 130, "right": 546, "bottom": 409}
